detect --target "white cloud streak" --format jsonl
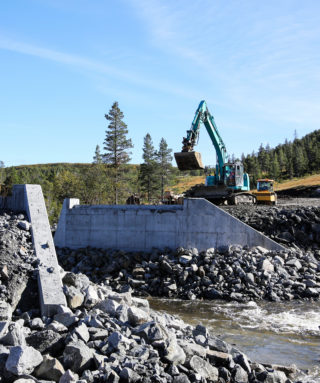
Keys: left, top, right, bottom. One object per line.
{"left": 127, "top": 0, "right": 320, "bottom": 126}
{"left": 0, "top": 35, "right": 202, "bottom": 100}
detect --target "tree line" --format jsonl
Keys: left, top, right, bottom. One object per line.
{"left": 241, "top": 129, "right": 320, "bottom": 184}
{"left": 0, "top": 102, "right": 177, "bottom": 222}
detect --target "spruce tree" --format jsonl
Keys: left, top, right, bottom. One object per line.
{"left": 293, "top": 144, "right": 307, "bottom": 177}
{"left": 103, "top": 102, "right": 133, "bottom": 204}
{"left": 139, "top": 133, "right": 159, "bottom": 202}
{"left": 270, "top": 153, "right": 280, "bottom": 179}
{"left": 156, "top": 138, "right": 173, "bottom": 200}
{"left": 93, "top": 145, "right": 103, "bottom": 164}
{"left": 277, "top": 148, "right": 286, "bottom": 178}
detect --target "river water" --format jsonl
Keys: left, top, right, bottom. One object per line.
{"left": 149, "top": 298, "right": 320, "bottom": 382}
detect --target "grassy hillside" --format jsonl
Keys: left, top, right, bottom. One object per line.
{"left": 275, "top": 174, "right": 320, "bottom": 191}
{"left": 170, "top": 175, "right": 204, "bottom": 194}
{"left": 1, "top": 159, "right": 319, "bottom": 224}
{"left": 168, "top": 173, "right": 320, "bottom": 194}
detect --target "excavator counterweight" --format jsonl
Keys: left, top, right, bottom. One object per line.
{"left": 174, "top": 151, "right": 204, "bottom": 171}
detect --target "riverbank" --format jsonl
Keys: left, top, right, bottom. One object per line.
{"left": 149, "top": 298, "right": 320, "bottom": 381}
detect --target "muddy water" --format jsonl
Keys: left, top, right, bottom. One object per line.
{"left": 149, "top": 298, "right": 320, "bottom": 381}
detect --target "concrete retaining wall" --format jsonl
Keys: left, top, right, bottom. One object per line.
{"left": 0, "top": 185, "right": 26, "bottom": 212}
{"left": 1, "top": 185, "right": 66, "bottom": 316}
{"left": 54, "top": 198, "right": 285, "bottom": 251}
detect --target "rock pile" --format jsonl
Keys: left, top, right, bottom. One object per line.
{"left": 0, "top": 210, "right": 302, "bottom": 383}
{"left": 224, "top": 205, "right": 320, "bottom": 250}
{"left": 57, "top": 245, "right": 320, "bottom": 302}
{"left": 0, "top": 269, "right": 299, "bottom": 383}
{"left": 0, "top": 210, "right": 319, "bottom": 383}
{"left": 0, "top": 211, "right": 37, "bottom": 313}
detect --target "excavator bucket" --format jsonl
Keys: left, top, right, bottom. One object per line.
{"left": 174, "top": 151, "right": 204, "bottom": 171}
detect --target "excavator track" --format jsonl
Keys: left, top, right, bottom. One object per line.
{"left": 184, "top": 184, "right": 257, "bottom": 205}
{"left": 229, "top": 192, "right": 257, "bottom": 205}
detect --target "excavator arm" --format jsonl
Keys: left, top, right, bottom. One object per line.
{"left": 175, "top": 100, "right": 227, "bottom": 180}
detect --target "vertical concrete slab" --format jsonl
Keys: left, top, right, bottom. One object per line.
{"left": 24, "top": 185, "right": 67, "bottom": 316}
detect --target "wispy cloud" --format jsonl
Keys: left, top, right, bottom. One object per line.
{"left": 0, "top": 35, "right": 133, "bottom": 79}
{"left": 126, "top": 0, "right": 210, "bottom": 69}
{"left": 0, "top": 35, "right": 203, "bottom": 100}
{"left": 128, "top": 0, "right": 320, "bottom": 129}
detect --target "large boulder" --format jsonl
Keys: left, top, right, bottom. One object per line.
{"left": 0, "top": 322, "right": 26, "bottom": 346}
{"left": 128, "top": 306, "right": 150, "bottom": 326}
{"left": 64, "top": 286, "right": 84, "bottom": 309}
{"left": 26, "top": 329, "right": 64, "bottom": 355}
{"left": 63, "top": 340, "right": 94, "bottom": 373}
{"left": 5, "top": 345, "right": 43, "bottom": 375}
{"left": 34, "top": 354, "right": 65, "bottom": 382}
{"left": 0, "top": 300, "right": 12, "bottom": 336}
{"left": 164, "top": 338, "right": 186, "bottom": 365}
{"left": 189, "top": 355, "right": 219, "bottom": 381}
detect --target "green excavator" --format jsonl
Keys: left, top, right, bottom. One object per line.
{"left": 174, "top": 100, "right": 256, "bottom": 205}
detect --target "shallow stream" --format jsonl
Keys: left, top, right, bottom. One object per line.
{"left": 149, "top": 299, "right": 320, "bottom": 382}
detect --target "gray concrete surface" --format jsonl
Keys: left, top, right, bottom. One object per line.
{"left": 1, "top": 185, "right": 67, "bottom": 316}
{"left": 54, "top": 198, "right": 285, "bottom": 251}
{"left": 53, "top": 198, "right": 79, "bottom": 247}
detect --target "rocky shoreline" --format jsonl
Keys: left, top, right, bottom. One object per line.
{"left": 0, "top": 209, "right": 317, "bottom": 383}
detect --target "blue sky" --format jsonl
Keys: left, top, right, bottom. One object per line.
{"left": 0, "top": 0, "right": 319, "bottom": 167}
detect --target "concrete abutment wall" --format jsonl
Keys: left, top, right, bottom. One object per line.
{"left": 54, "top": 197, "right": 285, "bottom": 252}
{"left": 0, "top": 185, "right": 67, "bottom": 316}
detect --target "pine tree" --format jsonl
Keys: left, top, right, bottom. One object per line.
{"left": 270, "top": 153, "right": 280, "bottom": 179}
{"left": 139, "top": 134, "right": 159, "bottom": 202}
{"left": 293, "top": 144, "right": 307, "bottom": 177}
{"left": 4, "top": 167, "right": 21, "bottom": 189}
{"left": 93, "top": 145, "right": 103, "bottom": 164}
{"left": 277, "top": 147, "right": 286, "bottom": 178}
{"left": 257, "top": 144, "right": 266, "bottom": 172}
{"left": 103, "top": 102, "right": 133, "bottom": 204}
{"left": 156, "top": 138, "right": 173, "bottom": 200}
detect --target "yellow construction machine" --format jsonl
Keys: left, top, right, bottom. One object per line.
{"left": 253, "top": 179, "right": 277, "bottom": 205}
